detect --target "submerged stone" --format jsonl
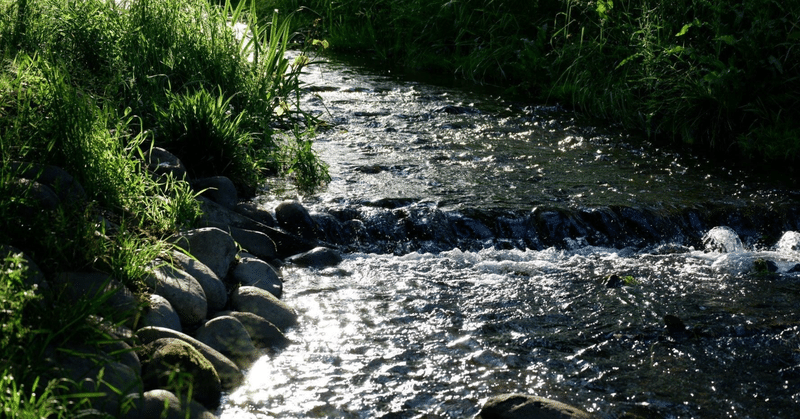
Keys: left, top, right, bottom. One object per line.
{"left": 477, "top": 393, "right": 591, "bottom": 419}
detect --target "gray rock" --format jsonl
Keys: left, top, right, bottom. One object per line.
{"left": 234, "top": 202, "right": 275, "bottom": 227}
{"left": 194, "top": 316, "right": 260, "bottom": 369}
{"left": 140, "top": 338, "right": 221, "bottom": 410}
{"left": 11, "top": 162, "right": 86, "bottom": 205}
{"left": 144, "top": 265, "right": 207, "bottom": 328}
{"left": 197, "top": 197, "right": 317, "bottom": 258}
{"left": 275, "top": 200, "right": 322, "bottom": 240}
{"left": 12, "top": 178, "right": 60, "bottom": 209}
{"left": 170, "top": 251, "right": 227, "bottom": 311}
{"left": 231, "top": 256, "right": 283, "bottom": 298}
{"left": 229, "top": 226, "right": 278, "bottom": 261}
{"left": 192, "top": 176, "right": 238, "bottom": 209}
{"left": 230, "top": 286, "right": 298, "bottom": 332}
{"left": 124, "top": 389, "right": 216, "bottom": 419}
{"left": 140, "top": 294, "right": 182, "bottom": 332}
{"left": 171, "top": 227, "right": 238, "bottom": 279}
{"left": 54, "top": 272, "right": 138, "bottom": 322}
{"left": 213, "top": 311, "right": 290, "bottom": 348}
{"left": 144, "top": 147, "right": 187, "bottom": 180}
{"left": 59, "top": 353, "right": 142, "bottom": 417}
{"left": 136, "top": 326, "right": 243, "bottom": 390}
{"left": 477, "top": 394, "right": 592, "bottom": 419}
{"left": 286, "top": 246, "right": 343, "bottom": 269}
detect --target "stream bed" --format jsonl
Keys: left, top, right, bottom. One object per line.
{"left": 219, "top": 55, "right": 800, "bottom": 419}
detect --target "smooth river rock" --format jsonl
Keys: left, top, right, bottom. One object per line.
{"left": 194, "top": 316, "right": 260, "bottom": 369}
{"left": 170, "top": 250, "right": 228, "bottom": 311}
{"left": 145, "top": 265, "right": 207, "bottom": 327}
{"left": 192, "top": 176, "right": 238, "bottom": 210}
{"left": 136, "top": 326, "right": 243, "bottom": 390}
{"left": 231, "top": 256, "right": 283, "bottom": 298}
{"left": 140, "top": 294, "right": 182, "bottom": 332}
{"left": 123, "top": 389, "right": 216, "bottom": 419}
{"left": 170, "top": 227, "right": 237, "bottom": 279}
{"left": 285, "top": 246, "right": 343, "bottom": 269}
{"left": 140, "top": 338, "right": 222, "bottom": 410}
{"left": 213, "top": 311, "right": 290, "bottom": 349}
{"left": 477, "top": 394, "right": 592, "bottom": 419}
{"left": 230, "top": 286, "right": 298, "bottom": 332}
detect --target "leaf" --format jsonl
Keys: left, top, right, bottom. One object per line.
{"left": 676, "top": 22, "right": 693, "bottom": 37}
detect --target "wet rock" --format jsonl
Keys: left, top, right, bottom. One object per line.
{"left": 702, "top": 226, "right": 744, "bottom": 253}
{"left": 789, "top": 264, "right": 800, "bottom": 273}
{"left": 124, "top": 389, "right": 216, "bottom": 419}
{"left": 11, "top": 162, "right": 86, "bottom": 206}
{"left": 143, "top": 147, "right": 187, "bottom": 180}
{"left": 663, "top": 315, "right": 686, "bottom": 335}
{"left": 753, "top": 258, "right": 779, "bottom": 273}
{"left": 605, "top": 274, "right": 624, "bottom": 288}
{"left": 136, "top": 326, "right": 243, "bottom": 390}
{"left": 141, "top": 294, "right": 182, "bottom": 332}
{"left": 234, "top": 202, "right": 275, "bottom": 227}
{"left": 275, "top": 200, "right": 323, "bottom": 240}
{"left": 477, "top": 393, "right": 591, "bottom": 419}
{"left": 170, "top": 251, "right": 227, "bottom": 311}
{"left": 434, "top": 105, "right": 480, "bottom": 114}
{"left": 228, "top": 226, "right": 278, "bottom": 261}
{"left": 194, "top": 316, "right": 259, "bottom": 369}
{"left": 532, "top": 207, "right": 587, "bottom": 248}
{"left": 285, "top": 246, "right": 343, "bottom": 269}
{"left": 145, "top": 265, "right": 207, "bottom": 328}
{"left": 231, "top": 255, "right": 283, "bottom": 298}
{"left": 230, "top": 286, "right": 298, "bottom": 332}
{"left": 313, "top": 212, "right": 351, "bottom": 245}
{"left": 171, "top": 227, "right": 238, "bottom": 279}
{"left": 192, "top": 176, "right": 237, "bottom": 210}
{"left": 140, "top": 338, "right": 221, "bottom": 410}
{"left": 213, "top": 311, "right": 290, "bottom": 349}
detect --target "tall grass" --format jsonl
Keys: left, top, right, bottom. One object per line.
{"left": 1, "top": 0, "right": 329, "bottom": 414}
{"left": 265, "top": 0, "right": 800, "bottom": 166}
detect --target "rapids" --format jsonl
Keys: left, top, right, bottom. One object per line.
{"left": 219, "top": 54, "right": 800, "bottom": 419}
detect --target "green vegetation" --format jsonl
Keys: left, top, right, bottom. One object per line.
{"left": 1, "top": 0, "right": 328, "bottom": 415}
{"left": 263, "top": 0, "right": 800, "bottom": 166}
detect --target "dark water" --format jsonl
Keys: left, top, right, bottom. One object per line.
{"left": 219, "top": 55, "right": 800, "bottom": 419}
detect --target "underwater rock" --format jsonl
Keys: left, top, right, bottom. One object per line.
{"left": 477, "top": 393, "right": 592, "bottom": 419}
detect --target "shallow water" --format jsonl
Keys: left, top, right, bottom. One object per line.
{"left": 219, "top": 55, "right": 800, "bottom": 419}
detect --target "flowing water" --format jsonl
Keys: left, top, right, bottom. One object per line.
{"left": 219, "top": 55, "right": 800, "bottom": 418}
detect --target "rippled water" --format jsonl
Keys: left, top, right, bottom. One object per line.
{"left": 219, "top": 55, "right": 800, "bottom": 418}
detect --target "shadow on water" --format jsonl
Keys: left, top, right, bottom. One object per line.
{"left": 220, "top": 54, "right": 800, "bottom": 419}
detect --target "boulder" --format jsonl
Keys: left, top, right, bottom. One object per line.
{"left": 136, "top": 326, "right": 243, "bottom": 390}
{"left": 231, "top": 256, "right": 283, "bottom": 298}
{"left": 54, "top": 272, "right": 138, "bottom": 322}
{"left": 194, "top": 316, "right": 260, "bottom": 369}
{"left": 140, "top": 294, "right": 182, "bottom": 332}
{"left": 123, "top": 389, "right": 216, "bottom": 419}
{"left": 12, "top": 178, "right": 60, "bottom": 210}
{"left": 234, "top": 202, "right": 276, "bottom": 227}
{"left": 144, "top": 265, "right": 207, "bottom": 327}
{"left": 11, "top": 162, "right": 86, "bottom": 206}
{"left": 59, "top": 351, "right": 142, "bottom": 417}
{"left": 192, "top": 176, "right": 238, "bottom": 209}
{"left": 170, "top": 227, "right": 237, "bottom": 279}
{"left": 212, "top": 311, "right": 290, "bottom": 348}
{"left": 285, "top": 246, "right": 343, "bottom": 269}
{"left": 196, "top": 198, "right": 317, "bottom": 258}
{"left": 143, "top": 147, "right": 187, "bottom": 180}
{"left": 477, "top": 394, "right": 592, "bottom": 419}
{"left": 140, "top": 338, "right": 221, "bottom": 410}
{"left": 169, "top": 251, "right": 227, "bottom": 311}
{"left": 230, "top": 286, "right": 298, "bottom": 331}
{"left": 275, "top": 200, "right": 322, "bottom": 240}
{"left": 228, "top": 227, "right": 278, "bottom": 261}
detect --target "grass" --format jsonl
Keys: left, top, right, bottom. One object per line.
{"left": 1, "top": 0, "right": 329, "bottom": 414}
{"left": 261, "top": 0, "right": 800, "bottom": 168}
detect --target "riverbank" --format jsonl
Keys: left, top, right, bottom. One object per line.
{"left": 266, "top": 0, "right": 800, "bottom": 170}
{"left": 0, "top": 0, "right": 329, "bottom": 416}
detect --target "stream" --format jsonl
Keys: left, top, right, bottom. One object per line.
{"left": 219, "top": 54, "right": 800, "bottom": 418}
